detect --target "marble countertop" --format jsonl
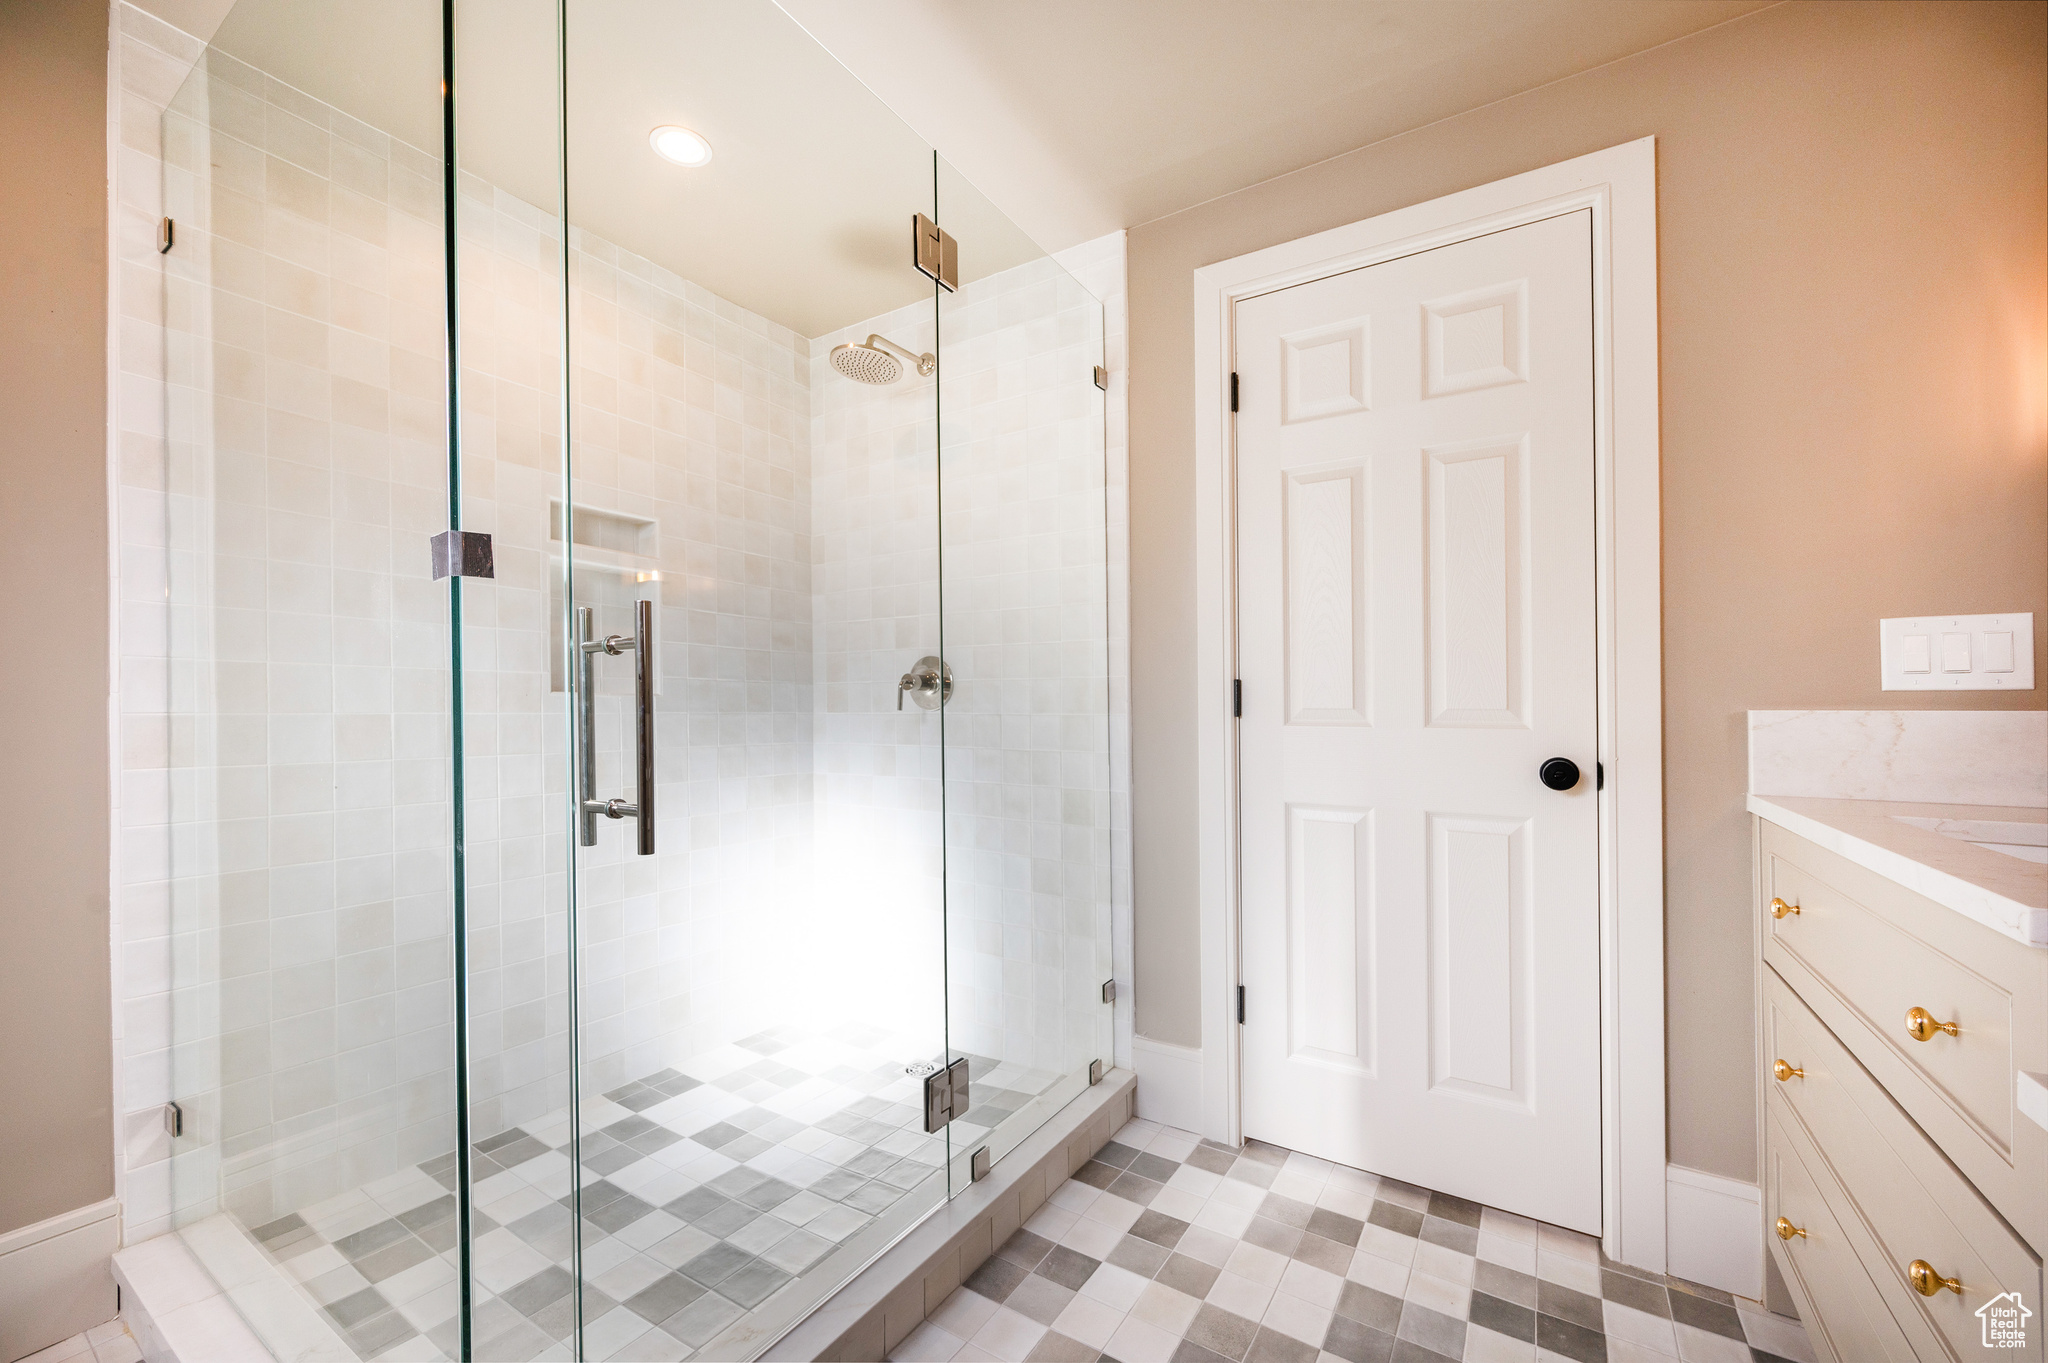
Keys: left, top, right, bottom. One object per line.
{"left": 1748, "top": 794, "right": 2048, "bottom": 948}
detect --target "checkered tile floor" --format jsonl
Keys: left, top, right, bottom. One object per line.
{"left": 896, "top": 1118, "right": 1817, "bottom": 1363}
{"left": 242, "top": 1027, "right": 1057, "bottom": 1361}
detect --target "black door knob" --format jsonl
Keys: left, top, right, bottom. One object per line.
{"left": 1540, "top": 757, "right": 1581, "bottom": 791}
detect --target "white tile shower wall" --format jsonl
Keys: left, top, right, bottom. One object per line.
{"left": 113, "top": 1, "right": 215, "bottom": 1244}
{"left": 810, "top": 249, "right": 1121, "bottom": 1080}
{"left": 148, "top": 39, "right": 462, "bottom": 1236}
{"left": 806, "top": 303, "right": 950, "bottom": 1049}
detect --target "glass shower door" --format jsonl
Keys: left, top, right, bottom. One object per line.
{"left": 548, "top": 3, "right": 958, "bottom": 1356}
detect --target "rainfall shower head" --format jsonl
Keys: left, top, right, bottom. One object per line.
{"left": 830, "top": 334, "right": 936, "bottom": 385}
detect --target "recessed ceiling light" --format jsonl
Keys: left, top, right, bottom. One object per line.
{"left": 649, "top": 125, "right": 713, "bottom": 168}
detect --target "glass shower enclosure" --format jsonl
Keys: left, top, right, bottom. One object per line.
{"left": 153, "top": 1, "right": 1113, "bottom": 1358}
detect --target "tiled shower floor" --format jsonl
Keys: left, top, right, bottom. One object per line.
{"left": 903, "top": 1117, "right": 1817, "bottom": 1363}
{"left": 243, "top": 1026, "right": 1058, "bottom": 1362}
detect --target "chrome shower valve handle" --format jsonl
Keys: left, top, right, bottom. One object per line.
{"left": 896, "top": 656, "right": 953, "bottom": 711}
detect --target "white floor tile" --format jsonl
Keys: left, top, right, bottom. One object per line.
{"left": 1078, "top": 1262, "right": 1150, "bottom": 1313}
{"left": 1050, "top": 1290, "right": 1124, "bottom": 1350}
{"left": 1206, "top": 1269, "right": 1276, "bottom": 1322}
{"left": 1603, "top": 1300, "right": 1679, "bottom": 1356}
{"left": 930, "top": 1287, "right": 999, "bottom": 1341}
{"left": 969, "top": 1305, "right": 1047, "bottom": 1362}
{"left": 1276, "top": 1258, "right": 1344, "bottom": 1309}
{"left": 1260, "top": 1289, "right": 1332, "bottom": 1347}
{"left": 1463, "top": 1322, "right": 1538, "bottom": 1362}
{"left": 889, "top": 1320, "right": 964, "bottom": 1362}
{"left": 1674, "top": 1321, "right": 1754, "bottom": 1363}
{"left": 1738, "top": 1307, "right": 1816, "bottom": 1363}
{"left": 1103, "top": 1314, "right": 1180, "bottom": 1363}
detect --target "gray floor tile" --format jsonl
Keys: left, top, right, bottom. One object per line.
{"left": 1322, "top": 1314, "right": 1397, "bottom": 1363}
{"left": 1186, "top": 1303, "right": 1260, "bottom": 1361}
{"left": 1535, "top": 1311, "right": 1607, "bottom": 1363}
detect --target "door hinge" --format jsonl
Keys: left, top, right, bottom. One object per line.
{"left": 1089, "top": 1059, "right": 1104, "bottom": 1085}
{"left": 430, "top": 530, "right": 495, "bottom": 580}
{"left": 1230, "top": 371, "right": 1239, "bottom": 412}
{"left": 970, "top": 1146, "right": 991, "bottom": 1181}
{"left": 164, "top": 1101, "right": 183, "bottom": 1138}
{"left": 1093, "top": 365, "right": 1108, "bottom": 391}
{"left": 1101, "top": 978, "right": 1117, "bottom": 1004}
{"left": 1233, "top": 679, "right": 1241, "bottom": 717}
{"left": 913, "top": 212, "right": 959, "bottom": 292}
{"left": 923, "top": 1056, "right": 971, "bottom": 1132}
{"left": 1237, "top": 985, "right": 1246, "bottom": 1024}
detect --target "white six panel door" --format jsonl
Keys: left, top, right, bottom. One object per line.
{"left": 1235, "top": 211, "right": 1600, "bottom": 1233}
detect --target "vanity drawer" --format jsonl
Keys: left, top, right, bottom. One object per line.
{"left": 1765, "top": 1104, "right": 1921, "bottom": 1363}
{"left": 1766, "top": 970, "right": 2044, "bottom": 1361}
{"left": 1760, "top": 819, "right": 2048, "bottom": 1248}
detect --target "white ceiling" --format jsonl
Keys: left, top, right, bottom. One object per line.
{"left": 774, "top": 0, "right": 1775, "bottom": 251}
{"left": 137, "top": 0, "right": 1773, "bottom": 333}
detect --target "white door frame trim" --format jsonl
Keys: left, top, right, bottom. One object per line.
{"left": 1189, "top": 137, "right": 1666, "bottom": 1271}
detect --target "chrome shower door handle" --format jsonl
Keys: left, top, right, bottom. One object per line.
{"left": 575, "top": 599, "right": 655, "bottom": 856}
{"left": 631, "top": 597, "right": 654, "bottom": 856}
{"left": 576, "top": 605, "right": 599, "bottom": 847}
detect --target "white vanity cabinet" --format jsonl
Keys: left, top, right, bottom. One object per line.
{"left": 1756, "top": 817, "right": 2048, "bottom": 1363}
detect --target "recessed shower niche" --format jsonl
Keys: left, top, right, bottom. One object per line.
{"left": 548, "top": 500, "right": 661, "bottom": 698}
{"left": 148, "top": 1, "right": 1115, "bottom": 1357}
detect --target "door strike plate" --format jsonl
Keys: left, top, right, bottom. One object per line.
{"left": 430, "top": 530, "right": 495, "bottom": 580}
{"left": 971, "top": 1146, "right": 991, "bottom": 1182}
{"left": 923, "top": 1057, "right": 971, "bottom": 1133}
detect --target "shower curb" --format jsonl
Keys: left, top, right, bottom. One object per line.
{"left": 765, "top": 1067, "right": 1139, "bottom": 1362}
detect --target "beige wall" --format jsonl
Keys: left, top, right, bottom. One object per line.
{"left": 0, "top": 0, "right": 114, "bottom": 1233}
{"left": 1127, "top": 0, "right": 2047, "bottom": 1181}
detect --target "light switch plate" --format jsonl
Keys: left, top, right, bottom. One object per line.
{"left": 1881, "top": 613, "right": 2034, "bottom": 690}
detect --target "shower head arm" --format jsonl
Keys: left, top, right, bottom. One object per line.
{"left": 866, "top": 334, "right": 937, "bottom": 377}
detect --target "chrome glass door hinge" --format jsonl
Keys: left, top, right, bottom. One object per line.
{"left": 923, "top": 1056, "right": 971, "bottom": 1133}
{"left": 164, "top": 1101, "right": 183, "bottom": 1138}
{"left": 1101, "top": 979, "right": 1117, "bottom": 1004}
{"left": 913, "top": 213, "right": 959, "bottom": 292}
{"left": 429, "top": 530, "right": 494, "bottom": 580}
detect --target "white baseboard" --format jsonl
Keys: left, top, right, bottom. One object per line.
{"left": 0, "top": 1197, "right": 120, "bottom": 1362}
{"left": 1667, "top": 1164, "right": 1763, "bottom": 1299}
{"left": 1132, "top": 1035, "right": 1204, "bottom": 1133}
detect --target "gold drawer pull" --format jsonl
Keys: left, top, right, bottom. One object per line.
{"left": 1908, "top": 1259, "right": 1963, "bottom": 1297}
{"left": 1773, "top": 1059, "right": 1804, "bottom": 1082}
{"left": 1770, "top": 897, "right": 1800, "bottom": 919}
{"left": 1904, "top": 1007, "right": 1959, "bottom": 1042}
{"left": 1775, "top": 1217, "right": 1806, "bottom": 1241}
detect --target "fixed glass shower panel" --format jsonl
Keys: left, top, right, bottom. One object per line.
{"left": 933, "top": 160, "right": 1115, "bottom": 1182}
{"left": 155, "top": 3, "right": 468, "bottom": 1359}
